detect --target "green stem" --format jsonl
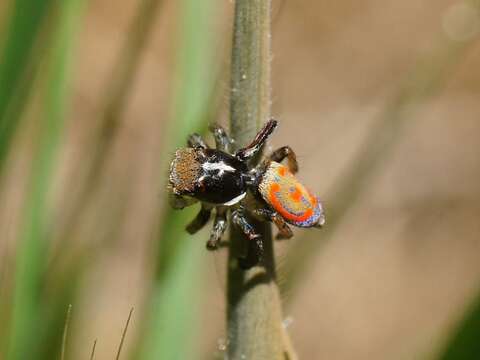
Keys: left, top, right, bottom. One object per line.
{"left": 227, "top": 1, "right": 296, "bottom": 359}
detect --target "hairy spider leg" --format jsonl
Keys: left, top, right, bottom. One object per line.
{"left": 252, "top": 208, "right": 293, "bottom": 240}
{"left": 209, "top": 124, "right": 233, "bottom": 153}
{"left": 186, "top": 204, "right": 212, "bottom": 234}
{"left": 187, "top": 133, "right": 209, "bottom": 149}
{"left": 206, "top": 207, "right": 228, "bottom": 250}
{"left": 268, "top": 146, "right": 299, "bottom": 174}
{"left": 232, "top": 207, "right": 264, "bottom": 265}
{"left": 235, "top": 118, "right": 278, "bottom": 161}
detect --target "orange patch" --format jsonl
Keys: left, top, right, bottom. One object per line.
{"left": 270, "top": 183, "right": 280, "bottom": 193}
{"left": 277, "top": 166, "right": 287, "bottom": 177}
{"left": 289, "top": 186, "right": 302, "bottom": 202}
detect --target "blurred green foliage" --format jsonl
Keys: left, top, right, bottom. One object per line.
{"left": 2, "top": 1, "right": 85, "bottom": 359}
{"left": 0, "top": 0, "right": 53, "bottom": 171}
{"left": 439, "top": 290, "right": 480, "bottom": 360}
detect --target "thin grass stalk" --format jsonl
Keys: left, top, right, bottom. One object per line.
{"left": 89, "top": 339, "right": 97, "bottom": 360}
{"left": 7, "top": 1, "right": 85, "bottom": 359}
{"left": 226, "top": 1, "right": 295, "bottom": 359}
{"left": 115, "top": 308, "right": 134, "bottom": 360}
{"left": 60, "top": 304, "right": 72, "bottom": 360}
{"left": 138, "top": 0, "right": 216, "bottom": 359}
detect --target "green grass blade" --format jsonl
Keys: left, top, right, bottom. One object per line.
{"left": 139, "top": 0, "right": 216, "bottom": 359}
{"left": 438, "top": 291, "right": 480, "bottom": 360}
{"left": 141, "top": 236, "right": 203, "bottom": 360}
{"left": 7, "top": 1, "right": 85, "bottom": 359}
{"left": 0, "top": 0, "right": 53, "bottom": 171}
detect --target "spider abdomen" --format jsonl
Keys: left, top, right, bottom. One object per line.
{"left": 258, "top": 162, "right": 325, "bottom": 228}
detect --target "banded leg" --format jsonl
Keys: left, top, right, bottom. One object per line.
{"left": 186, "top": 204, "right": 212, "bottom": 234}
{"left": 187, "top": 133, "right": 208, "bottom": 149}
{"left": 253, "top": 208, "right": 293, "bottom": 240}
{"left": 235, "top": 119, "right": 278, "bottom": 161}
{"left": 269, "top": 146, "right": 298, "bottom": 173}
{"left": 206, "top": 207, "right": 228, "bottom": 250}
{"left": 232, "top": 207, "right": 263, "bottom": 264}
{"left": 209, "top": 124, "right": 232, "bottom": 153}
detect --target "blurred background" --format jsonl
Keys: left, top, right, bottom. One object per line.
{"left": 1, "top": 0, "right": 480, "bottom": 359}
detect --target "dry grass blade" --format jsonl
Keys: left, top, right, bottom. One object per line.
{"left": 89, "top": 339, "right": 97, "bottom": 360}
{"left": 60, "top": 304, "right": 72, "bottom": 360}
{"left": 51, "top": 0, "right": 165, "bottom": 264}
{"left": 100, "top": 0, "right": 165, "bottom": 140}
{"left": 115, "top": 307, "right": 134, "bottom": 360}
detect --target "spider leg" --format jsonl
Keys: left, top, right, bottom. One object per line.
{"left": 186, "top": 204, "right": 212, "bottom": 234}
{"left": 252, "top": 208, "right": 293, "bottom": 240}
{"left": 209, "top": 124, "right": 232, "bottom": 153}
{"left": 235, "top": 118, "right": 278, "bottom": 161}
{"left": 206, "top": 207, "right": 228, "bottom": 250}
{"left": 232, "top": 207, "right": 263, "bottom": 263}
{"left": 187, "top": 133, "right": 209, "bottom": 149}
{"left": 268, "top": 146, "right": 298, "bottom": 173}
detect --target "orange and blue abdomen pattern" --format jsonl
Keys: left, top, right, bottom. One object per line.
{"left": 258, "top": 162, "right": 325, "bottom": 228}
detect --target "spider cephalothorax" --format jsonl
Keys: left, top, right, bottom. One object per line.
{"left": 168, "top": 119, "right": 325, "bottom": 261}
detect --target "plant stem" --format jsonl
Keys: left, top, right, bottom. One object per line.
{"left": 227, "top": 1, "right": 296, "bottom": 359}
